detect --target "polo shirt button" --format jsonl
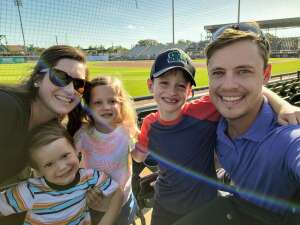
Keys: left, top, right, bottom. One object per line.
{"left": 226, "top": 213, "right": 232, "bottom": 220}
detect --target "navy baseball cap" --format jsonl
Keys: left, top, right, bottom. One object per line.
{"left": 150, "top": 48, "right": 196, "bottom": 86}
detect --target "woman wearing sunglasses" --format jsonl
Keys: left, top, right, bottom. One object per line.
{"left": 0, "top": 45, "right": 88, "bottom": 225}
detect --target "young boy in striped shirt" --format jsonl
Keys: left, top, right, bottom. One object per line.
{"left": 0, "top": 120, "right": 123, "bottom": 225}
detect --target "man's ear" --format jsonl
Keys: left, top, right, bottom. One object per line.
{"left": 147, "top": 79, "right": 154, "bottom": 93}
{"left": 263, "top": 64, "right": 272, "bottom": 84}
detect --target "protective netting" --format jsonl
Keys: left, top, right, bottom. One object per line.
{"left": 0, "top": 0, "right": 299, "bottom": 91}
{"left": 1, "top": 0, "right": 299, "bottom": 49}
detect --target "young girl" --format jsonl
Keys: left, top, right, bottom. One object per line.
{"left": 74, "top": 76, "right": 139, "bottom": 225}
{"left": 0, "top": 120, "right": 123, "bottom": 225}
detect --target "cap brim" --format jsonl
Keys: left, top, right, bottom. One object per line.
{"left": 151, "top": 66, "right": 196, "bottom": 86}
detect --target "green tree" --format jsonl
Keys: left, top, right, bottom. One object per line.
{"left": 177, "top": 39, "right": 192, "bottom": 45}
{"left": 137, "top": 39, "right": 159, "bottom": 46}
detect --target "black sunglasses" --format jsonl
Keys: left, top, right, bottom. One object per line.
{"left": 41, "top": 68, "right": 86, "bottom": 95}
{"left": 212, "top": 23, "right": 269, "bottom": 50}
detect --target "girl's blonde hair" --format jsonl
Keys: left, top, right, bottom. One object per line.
{"left": 83, "top": 76, "right": 139, "bottom": 138}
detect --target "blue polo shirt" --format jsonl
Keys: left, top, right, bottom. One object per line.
{"left": 136, "top": 96, "right": 219, "bottom": 215}
{"left": 216, "top": 100, "right": 300, "bottom": 214}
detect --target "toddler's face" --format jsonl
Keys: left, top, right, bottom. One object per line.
{"left": 32, "top": 138, "right": 79, "bottom": 186}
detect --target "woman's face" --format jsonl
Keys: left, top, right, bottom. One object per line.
{"left": 37, "top": 58, "right": 87, "bottom": 116}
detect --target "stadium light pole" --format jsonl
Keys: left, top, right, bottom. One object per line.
{"left": 237, "top": 0, "right": 240, "bottom": 24}
{"left": 14, "top": 0, "right": 26, "bottom": 52}
{"left": 172, "top": 0, "right": 175, "bottom": 45}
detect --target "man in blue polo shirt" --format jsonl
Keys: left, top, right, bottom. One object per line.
{"left": 174, "top": 23, "right": 300, "bottom": 225}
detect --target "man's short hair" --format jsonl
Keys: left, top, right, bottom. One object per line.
{"left": 206, "top": 22, "right": 270, "bottom": 68}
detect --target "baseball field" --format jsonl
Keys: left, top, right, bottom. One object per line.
{"left": 0, "top": 58, "right": 300, "bottom": 97}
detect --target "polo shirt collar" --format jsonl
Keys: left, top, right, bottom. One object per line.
{"left": 218, "top": 99, "right": 276, "bottom": 142}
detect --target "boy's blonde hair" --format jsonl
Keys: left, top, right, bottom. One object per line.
{"left": 83, "top": 76, "right": 139, "bottom": 138}
{"left": 26, "top": 120, "right": 75, "bottom": 169}
{"left": 206, "top": 22, "right": 270, "bottom": 69}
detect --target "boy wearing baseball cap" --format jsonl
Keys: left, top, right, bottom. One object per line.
{"left": 132, "top": 48, "right": 220, "bottom": 225}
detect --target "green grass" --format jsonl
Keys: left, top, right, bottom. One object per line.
{"left": 88, "top": 62, "right": 151, "bottom": 96}
{"left": 269, "top": 58, "right": 300, "bottom": 75}
{"left": 1, "top": 58, "right": 300, "bottom": 97}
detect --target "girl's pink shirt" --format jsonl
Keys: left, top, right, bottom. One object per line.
{"left": 74, "top": 125, "right": 133, "bottom": 204}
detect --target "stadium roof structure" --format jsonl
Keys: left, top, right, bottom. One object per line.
{"left": 204, "top": 17, "right": 300, "bottom": 34}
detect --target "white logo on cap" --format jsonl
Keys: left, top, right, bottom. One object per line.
{"left": 167, "top": 50, "right": 188, "bottom": 64}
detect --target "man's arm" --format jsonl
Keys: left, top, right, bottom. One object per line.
{"left": 263, "top": 87, "right": 300, "bottom": 125}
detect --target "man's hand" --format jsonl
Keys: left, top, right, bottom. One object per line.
{"left": 278, "top": 104, "right": 300, "bottom": 125}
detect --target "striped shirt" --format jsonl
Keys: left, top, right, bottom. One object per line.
{"left": 0, "top": 168, "right": 118, "bottom": 225}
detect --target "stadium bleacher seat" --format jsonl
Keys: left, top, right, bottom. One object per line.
{"left": 290, "top": 93, "right": 300, "bottom": 106}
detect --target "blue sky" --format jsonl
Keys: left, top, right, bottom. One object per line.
{"left": 1, "top": 0, "right": 300, "bottom": 48}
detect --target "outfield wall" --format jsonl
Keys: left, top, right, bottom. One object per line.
{"left": 0, "top": 56, "right": 27, "bottom": 64}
